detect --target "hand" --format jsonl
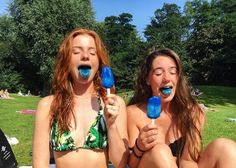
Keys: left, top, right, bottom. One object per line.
{"left": 104, "top": 94, "right": 119, "bottom": 127}
{"left": 136, "top": 123, "right": 158, "bottom": 151}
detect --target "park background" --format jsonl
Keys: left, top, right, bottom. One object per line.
{"left": 0, "top": 0, "right": 236, "bottom": 167}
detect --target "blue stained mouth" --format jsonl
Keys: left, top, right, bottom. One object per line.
{"left": 78, "top": 66, "right": 91, "bottom": 79}
{"left": 160, "top": 87, "right": 172, "bottom": 95}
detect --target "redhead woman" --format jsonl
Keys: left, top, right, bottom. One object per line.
{"left": 33, "top": 28, "right": 128, "bottom": 168}
{"left": 127, "top": 48, "right": 236, "bottom": 168}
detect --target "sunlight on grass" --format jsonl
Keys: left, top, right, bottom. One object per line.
{"left": 0, "top": 94, "right": 39, "bottom": 166}
{"left": 0, "top": 86, "right": 235, "bottom": 166}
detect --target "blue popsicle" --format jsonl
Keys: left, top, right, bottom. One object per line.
{"left": 101, "top": 66, "right": 114, "bottom": 94}
{"left": 147, "top": 96, "right": 161, "bottom": 124}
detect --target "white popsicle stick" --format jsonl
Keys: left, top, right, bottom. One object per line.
{"left": 107, "top": 88, "right": 111, "bottom": 95}
{"left": 151, "top": 119, "right": 155, "bottom": 125}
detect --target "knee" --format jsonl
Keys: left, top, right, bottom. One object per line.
{"left": 143, "top": 143, "right": 176, "bottom": 168}
{"left": 148, "top": 143, "right": 172, "bottom": 156}
{"left": 210, "top": 138, "right": 236, "bottom": 156}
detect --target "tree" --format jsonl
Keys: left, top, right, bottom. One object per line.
{"left": 217, "top": 0, "right": 236, "bottom": 85}
{"left": 0, "top": 15, "right": 25, "bottom": 92}
{"left": 185, "top": 0, "right": 226, "bottom": 84}
{"left": 103, "top": 13, "right": 146, "bottom": 90}
{"left": 9, "top": 0, "right": 95, "bottom": 93}
{"left": 144, "top": 3, "right": 191, "bottom": 74}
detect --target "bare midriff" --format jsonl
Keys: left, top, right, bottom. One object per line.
{"left": 54, "top": 148, "right": 109, "bottom": 168}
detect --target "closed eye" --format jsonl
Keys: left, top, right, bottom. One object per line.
{"left": 73, "top": 51, "right": 80, "bottom": 54}
{"left": 169, "top": 67, "right": 178, "bottom": 75}
{"left": 72, "top": 48, "right": 81, "bottom": 55}
{"left": 153, "top": 68, "right": 163, "bottom": 76}
{"left": 90, "top": 52, "right": 96, "bottom": 56}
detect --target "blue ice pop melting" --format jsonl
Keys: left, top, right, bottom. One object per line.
{"left": 147, "top": 96, "right": 161, "bottom": 119}
{"left": 101, "top": 66, "right": 114, "bottom": 88}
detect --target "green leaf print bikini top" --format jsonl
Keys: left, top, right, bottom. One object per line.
{"left": 50, "top": 95, "right": 107, "bottom": 151}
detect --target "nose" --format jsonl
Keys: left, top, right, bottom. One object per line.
{"left": 162, "top": 72, "right": 170, "bottom": 83}
{"left": 81, "top": 52, "right": 89, "bottom": 60}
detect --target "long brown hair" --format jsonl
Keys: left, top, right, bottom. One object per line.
{"left": 129, "top": 48, "right": 203, "bottom": 162}
{"left": 50, "top": 28, "right": 110, "bottom": 132}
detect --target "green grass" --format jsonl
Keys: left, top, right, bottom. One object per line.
{"left": 0, "top": 94, "right": 40, "bottom": 166}
{"left": 0, "top": 86, "right": 235, "bottom": 166}
{"left": 195, "top": 86, "right": 236, "bottom": 146}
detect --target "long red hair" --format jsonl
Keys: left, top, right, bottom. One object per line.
{"left": 50, "top": 28, "right": 110, "bottom": 132}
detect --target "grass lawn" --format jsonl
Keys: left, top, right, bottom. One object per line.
{"left": 195, "top": 86, "right": 236, "bottom": 146}
{"left": 0, "top": 85, "right": 235, "bottom": 166}
{"left": 0, "top": 94, "right": 40, "bottom": 166}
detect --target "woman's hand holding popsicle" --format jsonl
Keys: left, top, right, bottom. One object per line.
{"left": 101, "top": 66, "right": 119, "bottom": 126}
{"left": 104, "top": 94, "right": 119, "bottom": 127}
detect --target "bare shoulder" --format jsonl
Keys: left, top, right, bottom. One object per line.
{"left": 126, "top": 104, "right": 144, "bottom": 120}
{"left": 36, "top": 95, "right": 54, "bottom": 117}
{"left": 127, "top": 104, "right": 137, "bottom": 110}
{"left": 127, "top": 104, "right": 139, "bottom": 114}
{"left": 37, "top": 95, "right": 54, "bottom": 107}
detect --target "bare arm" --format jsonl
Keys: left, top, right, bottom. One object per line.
{"left": 180, "top": 108, "right": 205, "bottom": 168}
{"left": 105, "top": 95, "right": 129, "bottom": 168}
{"left": 127, "top": 105, "right": 141, "bottom": 168}
{"left": 32, "top": 96, "right": 53, "bottom": 168}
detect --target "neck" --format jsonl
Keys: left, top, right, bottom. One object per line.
{"left": 161, "top": 102, "right": 171, "bottom": 114}
{"left": 72, "top": 81, "right": 96, "bottom": 97}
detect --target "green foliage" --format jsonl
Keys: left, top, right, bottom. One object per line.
{"left": 144, "top": 3, "right": 191, "bottom": 74}
{"left": 9, "top": 0, "right": 96, "bottom": 92}
{"left": 218, "top": 0, "right": 236, "bottom": 84}
{"left": 0, "top": 69, "right": 25, "bottom": 92}
{"left": 0, "top": 0, "right": 236, "bottom": 93}
{"left": 0, "top": 15, "right": 25, "bottom": 92}
{"left": 104, "top": 13, "right": 137, "bottom": 53}
{"left": 103, "top": 13, "right": 147, "bottom": 90}
{"left": 185, "top": 0, "right": 236, "bottom": 85}
{"left": 145, "top": 3, "right": 187, "bottom": 46}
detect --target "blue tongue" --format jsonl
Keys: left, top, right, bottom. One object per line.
{"left": 79, "top": 69, "right": 91, "bottom": 78}
{"left": 161, "top": 88, "right": 172, "bottom": 95}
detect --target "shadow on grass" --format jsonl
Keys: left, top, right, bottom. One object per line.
{"left": 193, "top": 86, "right": 236, "bottom": 107}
